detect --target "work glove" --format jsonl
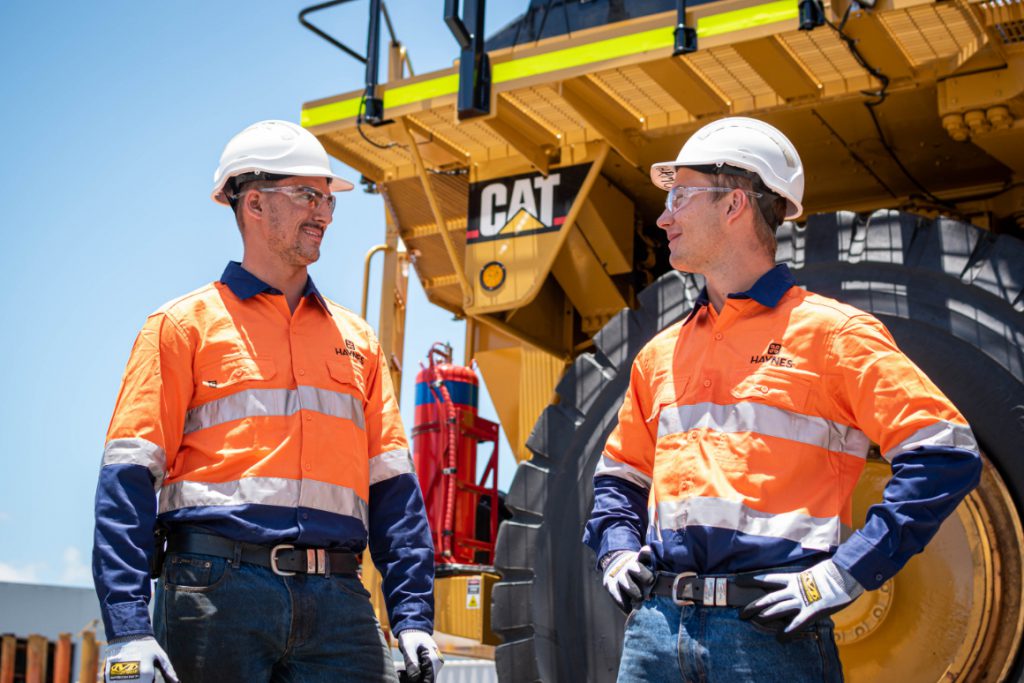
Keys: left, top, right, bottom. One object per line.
{"left": 601, "top": 545, "right": 656, "bottom": 614}
{"left": 739, "top": 559, "right": 864, "bottom": 639}
{"left": 397, "top": 629, "right": 444, "bottom": 683}
{"left": 103, "top": 636, "right": 179, "bottom": 683}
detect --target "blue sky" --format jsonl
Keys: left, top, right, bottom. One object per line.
{"left": 0, "top": 1, "right": 524, "bottom": 587}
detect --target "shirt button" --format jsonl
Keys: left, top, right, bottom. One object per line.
{"left": 703, "top": 379, "right": 711, "bottom": 388}
{"left": 304, "top": 463, "right": 311, "bottom": 471}
{"left": 302, "top": 512, "right": 309, "bottom": 520}
{"left": 306, "top": 415, "right": 312, "bottom": 422}
{"left": 875, "top": 573, "right": 883, "bottom": 582}
{"left": 299, "top": 369, "right": 306, "bottom": 376}
{"left": 714, "top": 333, "right": 723, "bottom": 341}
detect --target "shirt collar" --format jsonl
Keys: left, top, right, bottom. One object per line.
{"left": 219, "top": 261, "right": 330, "bottom": 312}
{"left": 733, "top": 264, "right": 797, "bottom": 307}
{"left": 684, "top": 264, "right": 797, "bottom": 323}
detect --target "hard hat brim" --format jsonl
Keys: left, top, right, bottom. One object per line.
{"left": 211, "top": 169, "right": 355, "bottom": 205}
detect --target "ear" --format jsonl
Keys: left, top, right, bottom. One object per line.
{"left": 241, "top": 190, "right": 263, "bottom": 221}
{"left": 726, "top": 189, "right": 744, "bottom": 216}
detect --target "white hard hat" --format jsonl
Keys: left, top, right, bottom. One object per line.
{"left": 650, "top": 117, "right": 804, "bottom": 220}
{"left": 211, "top": 120, "right": 354, "bottom": 205}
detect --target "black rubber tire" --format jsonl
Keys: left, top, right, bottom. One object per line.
{"left": 490, "top": 210, "right": 1024, "bottom": 682}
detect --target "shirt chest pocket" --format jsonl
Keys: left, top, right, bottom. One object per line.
{"left": 196, "top": 355, "right": 277, "bottom": 398}
{"left": 326, "top": 357, "right": 366, "bottom": 401}
{"left": 729, "top": 368, "right": 815, "bottom": 413}
{"left": 647, "top": 376, "right": 691, "bottom": 432}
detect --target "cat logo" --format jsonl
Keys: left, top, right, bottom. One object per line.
{"left": 798, "top": 570, "right": 822, "bottom": 606}
{"left": 466, "top": 164, "right": 590, "bottom": 244}
{"left": 109, "top": 661, "right": 141, "bottom": 680}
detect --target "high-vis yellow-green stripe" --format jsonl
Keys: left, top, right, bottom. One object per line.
{"left": 301, "top": 0, "right": 798, "bottom": 128}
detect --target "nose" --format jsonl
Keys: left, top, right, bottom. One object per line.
{"left": 313, "top": 200, "right": 333, "bottom": 224}
{"left": 655, "top": 209, "right": 674, "bottom": 231}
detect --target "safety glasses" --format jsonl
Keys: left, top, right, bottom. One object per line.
{"left": 256, "top": 186, "right": 338, "bottom": 213}
{"left": 665, "top": 185, "right": 762, "bottom": 214}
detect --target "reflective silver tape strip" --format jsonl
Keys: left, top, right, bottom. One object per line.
{"left": 595, "top": 454, "right": 653, "bottom": 489}
{"left": 298, "top": 479, "right": 369, "bottom": 526}
{"left": 369, "top": 449, "right": 415, "bottom": 485}
{"left": 882, "top": 421, "right": 979, "bottom": 463}
{"left": 659, "top": 402, "right": 870, "bottom": 459}
{"left": 102, "top": 438, "right": 167, "bottom": 489}
{"left": 657, "top": 497, "right": 840, "bottom": 551}
{"left": 297, "top": 385, "right": 366, "bottom": 430}
{"left": 184, "top": 386, "right": 365, "bottom": 435}
{"left": 159, "top": 477, "right": 368, "bottom": 527}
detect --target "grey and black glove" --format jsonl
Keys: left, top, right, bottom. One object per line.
{"left": 739, "top": 559, "right": 864, "bottom": 639}
{"left": 103, "top": 636, "right": 178, "bottom": 683}
{"left": 397, "top": 629, "right": 444, "bottom": 683}
{"left": 601, "top": 545, "right": 656, "bottom": 613}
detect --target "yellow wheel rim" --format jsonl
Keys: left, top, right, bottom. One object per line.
{"left": 835, "top": 456, "right": 1024, "bottom": 681}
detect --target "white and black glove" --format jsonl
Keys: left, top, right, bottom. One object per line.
{"left": 397, "top": 629, "right": 444, "bottom": 683}
{"left": 740, "top": 559, "right": 864, "bottom": 638}
{"left": 104, "top": 636, "right": 178, "bottom": 683}
{"left": 601, "top": 545, "right": 656, "bottom": 614}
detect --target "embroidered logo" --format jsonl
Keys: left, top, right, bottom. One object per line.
{"left": 798, "top": 570, "right": 822, "bottom": 606}
{"left": 109, "top": 661, "right": 141, "bottom": 680}
{"left": 750, "top": 342, "right": 794, "bottom": 367}
{"left": 335, "top": 339, "right": 366, "bottom": 365}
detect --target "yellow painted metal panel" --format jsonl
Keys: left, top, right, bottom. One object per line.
{"left": 302, "top": 0, "right": 799, "bottom": 129}
{"left": 434, "top": 573, "right": 500, "bottom": 645}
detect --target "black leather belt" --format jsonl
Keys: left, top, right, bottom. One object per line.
{"left": 166, "top": 531, "right": 359, "bottom": 577}
{"left": 650, "top": 570, "right": 783, "bottom": 608}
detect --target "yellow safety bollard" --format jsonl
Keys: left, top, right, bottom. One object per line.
{"left": 25, "top": 634, "right": 48, "bottom": 683}
{"left": 53, "top": 633, "right": 72, "bottom": 683}
{"left": 0, "top": 634, "right": 15, "bottom": 683}
{"left": 77, "top": 631, "right": 98, "bottom": 683}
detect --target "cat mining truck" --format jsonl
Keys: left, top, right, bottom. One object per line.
{"left": 298, "top": 0, "right": 1024, "bottom": 680}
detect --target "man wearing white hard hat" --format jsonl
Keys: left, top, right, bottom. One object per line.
{"left": 93, "top": 120, "right": 442, "bottom": 683}
{"left": 584, "top": 117, "right": 981, "bottom": 681}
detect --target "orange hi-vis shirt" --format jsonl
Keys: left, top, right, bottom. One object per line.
{"left": 93, "top": 262, "right": 433, "bottom": 639}
{"left": 584, "top": 265, "right": 980, "bottom": 589}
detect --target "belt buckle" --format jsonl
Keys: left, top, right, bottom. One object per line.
{"left": 270, "top": 544, "right": 296, "bottom": 577}
{"left": 671, "top": 571, "right": 698, "bottom": 606}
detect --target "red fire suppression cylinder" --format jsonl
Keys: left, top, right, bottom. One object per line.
{"left": 412, "top": 343, "right": 500, "bottom": 566}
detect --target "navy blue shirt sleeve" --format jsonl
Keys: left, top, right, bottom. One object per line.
{"left": 368, "top": 473, "right": 435, "bottom": 634}
{"left": 583, "top": 475, "right": 649, "bottom": 568}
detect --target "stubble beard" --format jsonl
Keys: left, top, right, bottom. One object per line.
{"left": 268, "top": 226, "right": 320, "bottom": 267}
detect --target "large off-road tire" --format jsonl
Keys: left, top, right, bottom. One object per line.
{"left": 491, "top": 210, "right": 1024, "bottom": 682}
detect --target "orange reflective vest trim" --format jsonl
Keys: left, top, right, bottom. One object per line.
{"left": 600, "top": 279, "right": 976, "bottom": 557}
{"left": 103, "top": 280, "right": 411, "bottom": 527}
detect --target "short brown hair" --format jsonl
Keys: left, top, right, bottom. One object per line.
{"left": 708, "top": 171, "right": 787, "bottom": 256}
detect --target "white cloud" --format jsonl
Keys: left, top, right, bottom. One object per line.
{"left": 59, "top": 546, "right": 93, "bottom": 587}
{"left": 0, "top": 547, "right": 91, "bottom": 587}
{"left": 0, "top": 511, "right": 11, "bottom": 523}
{"left": 0, "top": 560, "right": 46, "bottom": 583}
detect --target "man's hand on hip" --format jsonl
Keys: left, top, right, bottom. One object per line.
{"left": 104, "top": 636, "right": 178, "bottom": 683}
{"left": 739, "top": 559, "right": 864, "bottom": 637}
{"left": 397, "top": 629, "right": 444, "bottom": 683}
{"left": 601, "top": 545, "right": 656, "bottom": 614}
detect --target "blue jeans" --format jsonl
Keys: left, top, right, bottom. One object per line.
{"left": 154, "top": 551, "right": 398, "bottom": 683}
{"left": 617, "top": 596, "right": 843, "bottom": 683}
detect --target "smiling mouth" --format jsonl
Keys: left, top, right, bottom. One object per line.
{"left": 301, "top": 225, "right": 324, "bottom": 241}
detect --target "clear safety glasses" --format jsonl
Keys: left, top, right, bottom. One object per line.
{"left": 256, "top": 186, "right": 338, "bottom": 213}
{"left": 664, "top": 185, "right": 762, "bottom": 214}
